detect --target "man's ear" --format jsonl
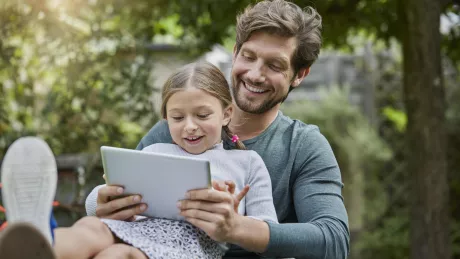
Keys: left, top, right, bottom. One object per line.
{"left": 291, "top": 67, "right": 311, "bottom": 88}
{"left": 232, "top": 44, "right": 238, "bottom": 61}
{"left": 223, "top": 105, "right": 233, "bottom": 126}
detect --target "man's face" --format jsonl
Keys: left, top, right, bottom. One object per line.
{"left": 231, "top": 31, "right": 304, "bottom": 114}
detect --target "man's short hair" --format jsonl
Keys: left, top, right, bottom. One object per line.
{"left": 235, "top": 0, "right": 322, "bottom": 74}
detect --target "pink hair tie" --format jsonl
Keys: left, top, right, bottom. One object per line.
{"left": 231, "top": 135, "right": 239, "bottom": 143}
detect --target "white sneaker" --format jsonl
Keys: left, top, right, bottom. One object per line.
{"left": 1, "top": 136, "right": 57, "bottom": 245}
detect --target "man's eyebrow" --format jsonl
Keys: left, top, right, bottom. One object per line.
{"left": 240, "top": 46, "right": 290, "bottom": 67}
{"left": 269, "top": 56, "right": 289, "bottom": 66}
{"left": 240, "top": 48, "right": 256, "bottom": 54}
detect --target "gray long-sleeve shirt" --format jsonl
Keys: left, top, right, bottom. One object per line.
{"left": 87, "top": 111, "right": 350, "bottom": 258}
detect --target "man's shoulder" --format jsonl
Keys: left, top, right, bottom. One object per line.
{"left": 277, "top": 113, "right": 339, "bottom": 178}
{"left": 136, "top": 120, "right": 172, "bottom": 150}
{"left": 277, "top": 112, "right": 322, "bottom": 141}
{"left": 274, "top": 112, "right": 334, "bottom": 161}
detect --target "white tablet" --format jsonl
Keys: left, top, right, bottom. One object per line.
{"left": 100, "top": 146, "right": 211, "bottom": 221}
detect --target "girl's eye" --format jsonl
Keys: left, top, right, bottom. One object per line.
{"left": 171, "top": 116, "right": 183, "bottom": 121}
{"left": 197, "top": 114, "right": 210, "bottom": 119}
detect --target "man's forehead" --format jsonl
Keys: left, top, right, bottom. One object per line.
{"left": 241, "top": 32, "right": 296, "bottom": 60}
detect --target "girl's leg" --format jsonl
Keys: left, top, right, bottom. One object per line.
{"left": 0, "top": 222, "right": 55, "bottom": 259}
{"left": 53, "top": 216, "right": 116, "bottom": 259}
{"left": 0, "top": 137, "right": 115, "bottom": 258}
{"left": 93, "top": 244, "right": 147, "bottom": 259}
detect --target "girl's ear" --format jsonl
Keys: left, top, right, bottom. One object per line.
{"left": 222, "top": 105, "right": 233, "bottom": 126}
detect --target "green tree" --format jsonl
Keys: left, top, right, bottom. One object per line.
{"left": 401, "top": 1, "right": 450, "bottom": 258}
{"left": 0, "top": 0, "right": 177, "bottom": 226}
{"left": 0, "top": 0, "right": 172, "bottom": 157}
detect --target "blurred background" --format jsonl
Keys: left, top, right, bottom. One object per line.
{"left": 0, "top": 0, "right": 459, "bottom": 258}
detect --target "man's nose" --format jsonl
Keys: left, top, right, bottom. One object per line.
{"left": 246, "top": 62, "right": 266, "bottom": 84}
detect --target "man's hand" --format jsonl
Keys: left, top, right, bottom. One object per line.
{"left": 95, "top": 185, "right": 147, "bottom": 221}
{"left": 178, "top": 181, "right": 249, "bottom": 243}
{"left": 212, "top": 180, "right": 250, "bottom": 213}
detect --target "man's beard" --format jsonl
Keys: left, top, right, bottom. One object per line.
{"left": 231, "top": 77, "right": 288, "bottom": 114}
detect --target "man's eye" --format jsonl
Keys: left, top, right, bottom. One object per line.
{"left": 242, "top": 54, "right": 255, "bottom": 61}
{"left": 269, "top": 64, "right": 281, "bottom": 71}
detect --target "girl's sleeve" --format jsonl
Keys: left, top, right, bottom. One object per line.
{"left": 244, "top": 151, "right": 278, "bottom": 223}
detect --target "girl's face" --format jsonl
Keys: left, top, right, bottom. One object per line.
{"left": 165, "top": 87, "right": 232, "bottom": 154}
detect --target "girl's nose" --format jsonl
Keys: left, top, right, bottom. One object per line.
{"left": 184, "top": 118, "right": 198, "bottom": 133}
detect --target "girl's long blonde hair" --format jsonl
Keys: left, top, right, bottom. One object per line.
{"left": 161, "top": 61, "right": 245, "bottom": 150}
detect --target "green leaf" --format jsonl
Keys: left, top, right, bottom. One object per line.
{"left": 382, "top": 106, "right": 407, "bottom": 132}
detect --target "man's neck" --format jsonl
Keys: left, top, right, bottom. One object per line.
{"left": 229, "top": 103, "right": 280, "bottom": 141}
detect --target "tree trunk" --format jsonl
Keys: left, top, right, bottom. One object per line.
{"left": 401, "top": 0, "right": 451, "bottom": 259}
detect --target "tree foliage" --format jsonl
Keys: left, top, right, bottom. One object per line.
{"left": 0, "top": 0, "right": 172, "bottom": 157}
{"left": 167, "top": 0, "right": 459, "bottom": 64}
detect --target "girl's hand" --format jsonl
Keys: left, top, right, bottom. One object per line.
{"left": 96, "top": 174, "right": 147, "bottom": 221}
{"left": 95, "top": 185, "right": 147, "bottom": 221}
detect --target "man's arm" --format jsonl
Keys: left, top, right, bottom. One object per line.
{"left": 229, "top": 215, "right": 271, "bottom": 253}
{"left": 178, "top": 187, "right": 272, "bottom": 253}
{"left": 179, "top": 129, "right": 349, "bottom": 258}
{"left": 262, "top": 128, "right": 350, "bottom": 259}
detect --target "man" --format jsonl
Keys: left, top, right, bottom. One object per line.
{"left": 86, "top": 0, "right": 350, "bottom": 258}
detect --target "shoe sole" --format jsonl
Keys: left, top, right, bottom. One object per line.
{"left": 0, "top": 222, "right": 55, "bottom": 259}
{"left": 1, "top": 136, "right": 57, "bottom": 244}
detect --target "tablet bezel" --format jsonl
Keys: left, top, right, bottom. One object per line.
{"left": 100, "top": 146, "right": 211, "bottom": 220}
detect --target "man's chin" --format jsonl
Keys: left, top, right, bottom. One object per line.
{"left": 235, "top": 102, "right": 266, "bottom": 114}
{"left": 233, "top": 88, "right": 280, "bottom": 114}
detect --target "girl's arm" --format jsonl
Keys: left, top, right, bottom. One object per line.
{"left": 244, "top": 151, "right": 278, "bottom": 223}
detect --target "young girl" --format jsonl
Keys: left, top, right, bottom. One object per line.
{"left": 0, "top": 61, "right": 278, "bottom": 259}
